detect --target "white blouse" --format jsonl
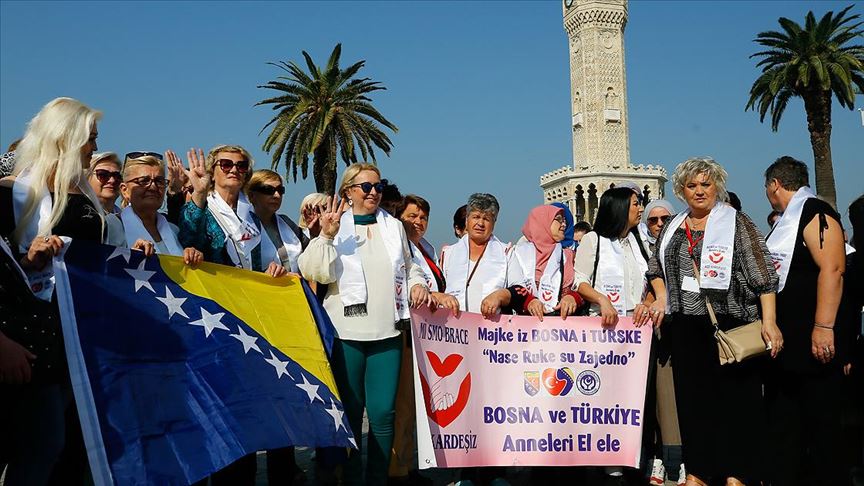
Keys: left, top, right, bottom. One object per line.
{"left": 573, "top": 231, "right": 647, "bottom": 314}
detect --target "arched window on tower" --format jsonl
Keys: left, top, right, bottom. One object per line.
{"left": 588, "top": 184, "right": 598, "bottom": 223}
{"left": 575, "top": 185, "right": 585, "bottom": 222}
{"left": 642, "top": 185, "right": 652, "bottom": 205}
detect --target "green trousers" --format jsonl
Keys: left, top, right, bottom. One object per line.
{"left": 331, "top": 336, "right": 402, "bottom": 486}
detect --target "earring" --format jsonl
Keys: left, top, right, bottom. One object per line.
{"left": 348, "top": 199, "right": 354, "bottom": 207}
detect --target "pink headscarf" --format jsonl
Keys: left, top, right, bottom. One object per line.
{"left": 521, "top": 206, "right": 575, "bottom": 290}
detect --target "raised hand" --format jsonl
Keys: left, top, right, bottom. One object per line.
{"left": 186, "top": 148, "right": 210, "bottom": 207}
{"left": 165, "top": 150, "right": 189, "bottom": 195}
{"left": 319, "top": 196, "right": 348, "bottom": 239}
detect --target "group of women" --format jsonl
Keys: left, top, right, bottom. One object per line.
{"left": 1, "top": 97, "right": 861, "bottom": 486}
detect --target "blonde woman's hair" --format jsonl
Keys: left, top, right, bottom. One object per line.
{"left": 12, "top": 97, "right": 103, "bottom": 246}
{"left": 205, "top": 144, "right": 254, "bottom": 192}
{"left": 299, "top": 192, "right": 329, "bottom": 229}
{"left": 122, "top": 155, "right": 164, "bottom": 180}
{"left": 337, "top": 163, "right": 380, "bottom": 199}
{"left": 245, "top": 169, "right": 282, "bottom": 197}
{"left": 671, "top": 156, "right": 729, "bottom": 205}
{"left": 89, "top": 152, "right": 120, "bottom": 171}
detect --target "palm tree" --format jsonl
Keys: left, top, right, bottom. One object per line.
{"left": 257, "top": 44, "right": 398, "bottom": 195}
{"left": 746, "top": 5, "right": 864, "bottom": 208}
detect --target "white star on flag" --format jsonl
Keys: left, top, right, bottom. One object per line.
{"left": 264, "top": 350, "right": 291, "bottom": 379}
{"left": 295, "top": 374, "right": 321, "bottom": 403}
{"left": 326, "top": 398, "right": 347, "bottom": 432}
{"left": 106, "top": 247, "right": 131, "bottom": 263}
{"left": 188, "top": 308, "right": 229, "bottom": 337}
{"left": 124, "top": 259, "right": 156, "bottom": 293}
{"left": 156, "top": 287, "right": 188, "bottom": 319}
{"left": 230, "top": 326, "right": 262, "bottom": 354}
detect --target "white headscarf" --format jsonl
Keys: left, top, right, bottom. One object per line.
{"left": 641, "top": 199, "right": 676, "bottom": 245}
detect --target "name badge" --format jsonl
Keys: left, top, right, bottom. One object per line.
{"left": 681, "top": 276, "right": 700, "bottom": 293}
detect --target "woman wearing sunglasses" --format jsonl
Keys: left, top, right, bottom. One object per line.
{"left": 178, "top": 145, "right": 286, "bottom": 278}
{"left": 87, "top": 152, "right": 127, "bottom": 246}
{"left": 642, "top": 199, "right": 675, "bottom": 255}
{"left": 299, "top": 163, "right": 430, "bottom": 486}
{"left": 115, "top": 154, "right": 202, "bottom": 264}
{"left": 245, "top": 169, "right": 307, "bottom": 274}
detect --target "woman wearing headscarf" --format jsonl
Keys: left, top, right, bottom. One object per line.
{"left": 646, "top": 157, "right": 781, "bottom": 486}
{"left": 509, "top": 205, "right": 583, "bottom": 319}
{"left": 551, "top": 201, "right": 576, "bottom": 250}
{"left": 641, "top": 199, "right": 675, "bottom": 255}
{"left": 299, "top": 163, "right": 430, "bottom": 486}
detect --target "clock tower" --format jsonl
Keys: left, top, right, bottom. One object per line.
{"left": 541, "top": 0, "right": 666, "bottom": 222}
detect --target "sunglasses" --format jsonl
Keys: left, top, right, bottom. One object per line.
{"left": 647, "top": 215, "right": 671, "bottom": 225}
{"left": 252, "top": 184, "right": 285, "bottom": 196}
{"left": 125, "top": 151, "right": 163, "bottom": 161}
{"left": 217, "top": 159, "right": 250, "bottom": 173}
{"left": 93, "top": 169, "right": 122, "bottom": 184}
{"left": 349, "top": 181, "right": 387, "bottom": 194}
{"left": 126, "top": 175, "right": 167, "bottom": 189}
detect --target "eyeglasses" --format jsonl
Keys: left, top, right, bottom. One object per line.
{"left": 252, "top": 184, "right": 285, "bottom": 196}
{"left": 126, "top": 175, "right": 167, "bottom": 189}
{"left": 125, "top": 151, "right": 163, "bottom": 161}
{"left": 217, "top": 159, "right": 250, "bottom": 173}
{"left": 647, "top": 215, "right": 671, "bottom": 225}
{"left": 349, "top": 181, "right": 387, "bottom": 194}
{"left": 552, "top": 215, "right": 566, "bottom": 225}
{"left": 93, "top": 169, "right": 122, "bottom": 184}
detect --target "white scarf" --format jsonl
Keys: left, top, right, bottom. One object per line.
{"left": 766, "top": 186, "right": 816, "bottom": 292}
{"left": 258, "top": 215, "right": 303, "bottom": 273}
{"left": 120, "top": 205, "right": 183, "bottom": 256}
{"left": 596, "top": 233, "right": 648, "bottom": 315}
{"left": 443, "top": 235, "right": 509, "bottom": 311}
{"left": 206, "top": 191, "right": 261, "bottom": 269}
{"left": 334, "top": 209, "right": 409, "bottom": 320}
{"left": 410, "top": 239, "right": 440, "bottom": 292}
{"left": 659, "top": 202, "right": 736, "bottom": 300}
{"left": 512, "top": 240, "right": 562, "bottom": 313}
{"left": 12, "top": 169, "right": 55, "bottom": 301}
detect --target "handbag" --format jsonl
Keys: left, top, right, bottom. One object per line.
{"left": 691, "top": 260, "right": 767, "bottom": 365}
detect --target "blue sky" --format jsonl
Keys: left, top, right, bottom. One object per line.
{"left": 1, "top": 1, "right": 861, "bottom": 245}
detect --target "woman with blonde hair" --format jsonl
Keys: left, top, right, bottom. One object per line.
{"left": 645, "top": 157, "right": 782, "bottom": 486}
{"left": 300, "top": 163, "right": 430, "bottom": 486}
{"left": 178, "top": 146, "right": 286, "bottom": 277}
{"left": 87, "top": 152, "right": 126, "bottom": 246}
{"left": 0, "top": 97, "right": 145, "bottom": 485}
{"left": 299, "top": 192, "right": 328, "bottom": 239}
{"left": 117, "top": 154, "right": 202, "bottom": 263}
{"left": 244, "top": 169, "right": 306, "bottom": 274}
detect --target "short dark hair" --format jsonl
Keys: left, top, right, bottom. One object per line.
{"left": 765, "top": 156, "right": 809, "bottom": 191}
{"left": 728, "top": 191, "right": 742, "bottom": 212}
{"left": 379, "top": 180, "right": 403, "bottom": 216}
{"left": 593, "top": 187, "right": 637, "bottom": 239}
{"left": 573, "top": 221, "right": 592, "bottom": 234}
{"left": 453, "top": 205, "right": 468, "bottom": 231}
{"left": 398, "top": 194, "right": 431, "bottom": 217}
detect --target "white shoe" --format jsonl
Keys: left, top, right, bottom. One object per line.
{"left": 676, "top": 463, "right": 687, "bottom": 485}
{"left": 649, "top": 458, "right": 666, "bottom": 486}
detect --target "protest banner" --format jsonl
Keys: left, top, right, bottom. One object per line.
{"left": 411, "top": 307, "right": 651, "bottom": 468}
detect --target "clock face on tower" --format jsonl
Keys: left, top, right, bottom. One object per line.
{"left": 564, "top": 0, "right": 574, "bottom": 8}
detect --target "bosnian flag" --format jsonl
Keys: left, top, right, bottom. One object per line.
{"left": 53, "top": 240, "right": 353, "bottom": 485}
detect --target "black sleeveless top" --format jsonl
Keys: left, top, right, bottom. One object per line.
{"left": 774, "top": 197, "right": 848, "bottom": 373}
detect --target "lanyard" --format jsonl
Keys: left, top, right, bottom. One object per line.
{"left": 464, "top": 241, "right": 489, "bottom": 305}
{"left": 684, "top": 220, "right": 704, "bottom": 256}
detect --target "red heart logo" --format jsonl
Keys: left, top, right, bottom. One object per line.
{"left": 709, "top": 252, "right": 724, "bottom": 263}
{"left": 542, "top": 368, "right": 566, "bottom": 395}
{"left": 608, "top": 292, "right": 620, "bottom": 303}
{"left": 542, "top": 290, "right": 553, "bottom": 301}
{"left": 419, "top": 352, "right": 471, "bottom": 428}
{"left": 395, "top": 284, "right": 403, "bottom": 295}
{"left": 773, "top": 260, "right": 781, "bottom": 271}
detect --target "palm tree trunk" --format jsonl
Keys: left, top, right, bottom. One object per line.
{"left": 803, "top": 89, "right": 837, "bottom": 208}
{"left": 312, "top": 143, "right": 336, "bottom": 195}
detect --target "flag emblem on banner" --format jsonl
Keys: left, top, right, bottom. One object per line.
{"left": 54, "top": 241, "right": 354, "bottom": 486}
{"left": 523, "top": 371, "right": 540, "bottom": 396}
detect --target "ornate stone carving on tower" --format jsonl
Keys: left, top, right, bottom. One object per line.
{"left": 541, "top": 0, "right": 667, "bottom": 223}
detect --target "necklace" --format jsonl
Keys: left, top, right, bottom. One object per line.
{"left": 687, "top": 215, "right": 708, "bottom": 231}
